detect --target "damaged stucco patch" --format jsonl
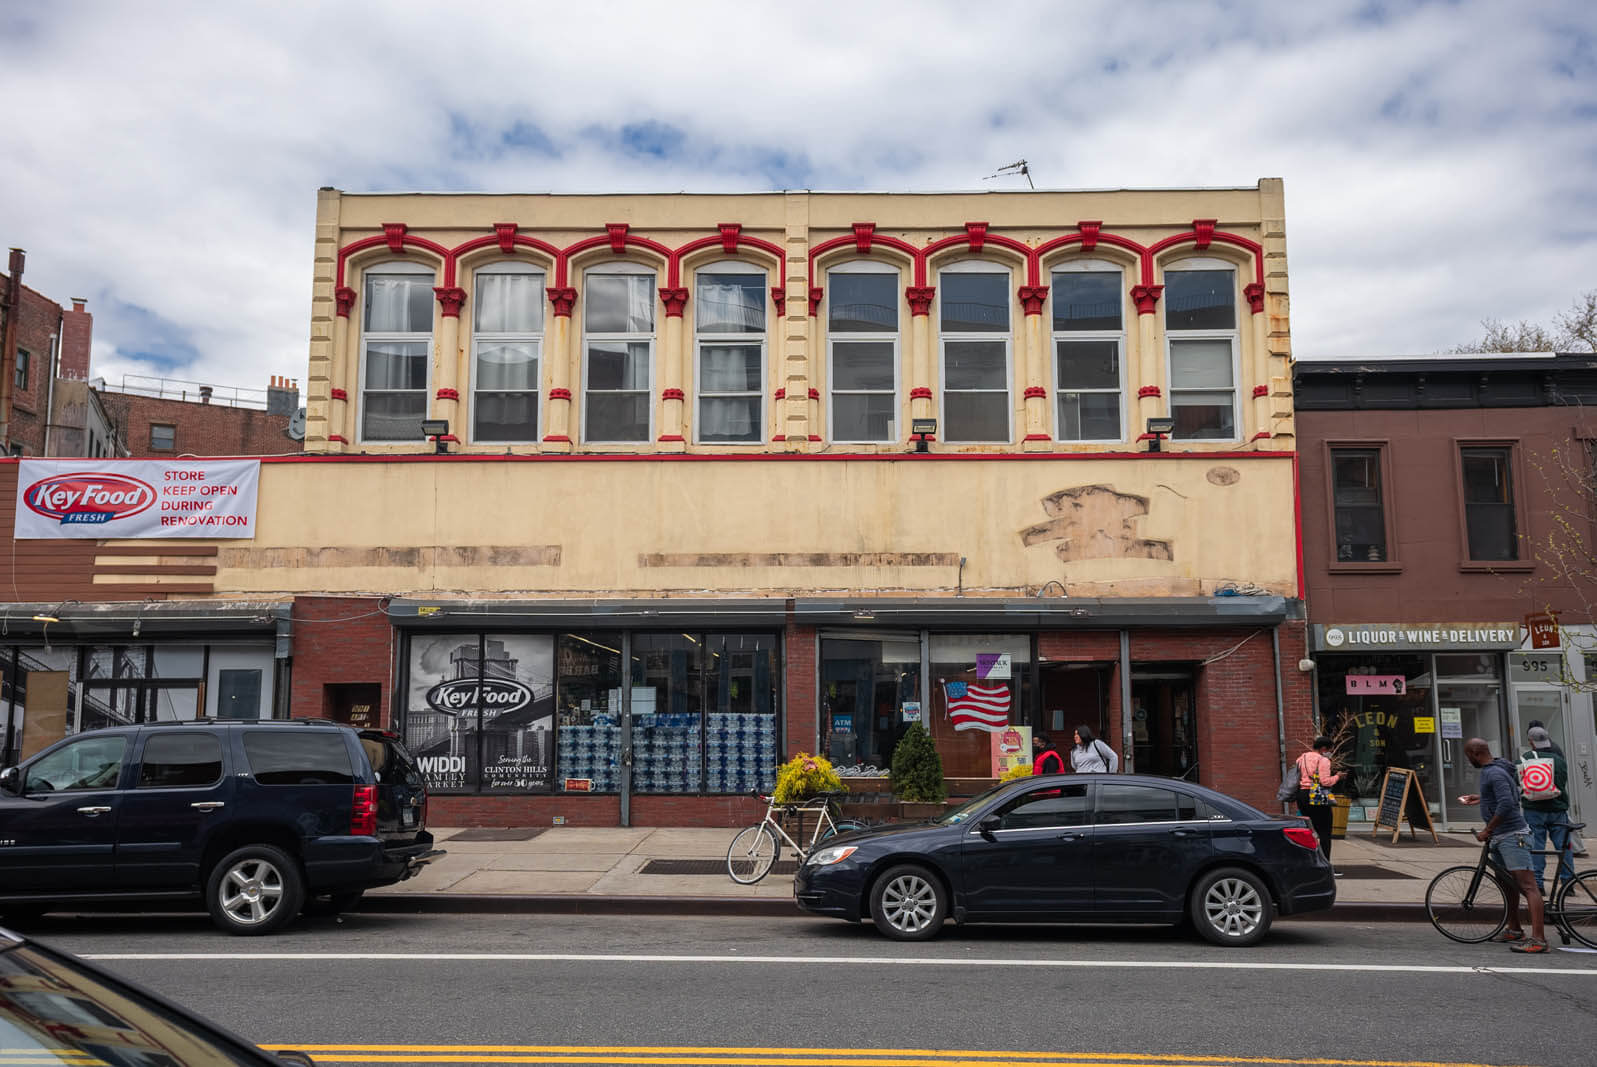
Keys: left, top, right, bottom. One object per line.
{"left": 1020, "top": 485, "right": 1173, "bottom": 562}
{"left": 218, "top": 545, "right": 562, "bottom": 569}
{"left": 640, "top": 552, "right": 961, "bottom": 568}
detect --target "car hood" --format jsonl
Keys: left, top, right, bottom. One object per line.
{"left": 831, "top": 820, "right": 944, "bottom": 847}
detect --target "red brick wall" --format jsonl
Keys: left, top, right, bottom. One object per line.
{"left": 59, "top": 302, "right": 91, "bottom": 382}
{"left": 288, "top": 595, "right": 394, "bottom": 724}
{"left": 97, "top": 391, "right": 298, "bottom": 457}
{"left": 785, "top": 623, "right": 818, "bottom": 757}
{"left": 1, "top": 278, "right": 63, "bottom": 456}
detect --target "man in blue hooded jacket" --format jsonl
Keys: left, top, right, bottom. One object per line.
{"left": 1459, "top": 737, "right": 1547, "bottom": 953}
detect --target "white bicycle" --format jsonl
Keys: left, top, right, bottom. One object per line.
{"left": 726, "top": 790, "right": 865, "bottom": 884}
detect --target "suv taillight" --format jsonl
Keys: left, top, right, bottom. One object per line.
{"left": 351, "top": 784, "right": 378, "bottom": 836}
{"left": 1283, "top": 825, "right": 1319, "bottom": 851}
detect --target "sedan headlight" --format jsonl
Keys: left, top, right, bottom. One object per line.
{"left": 805, "top": 845, "right": 858, "bottom": 867}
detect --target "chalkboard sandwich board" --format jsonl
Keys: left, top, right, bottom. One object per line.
{"left": 1371, "top": 767, "right": 1438, "bottom": 843}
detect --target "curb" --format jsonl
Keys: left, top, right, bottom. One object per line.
{"left": 361, "top": 893, "right": 1431, "bottom": 923}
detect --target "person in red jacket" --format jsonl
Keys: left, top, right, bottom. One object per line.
{"left": 1032, "top": 734, "right": 1065, "bottom": 776}
{"left": 1295, "top": 736, "right": 1344, "bottom": 873}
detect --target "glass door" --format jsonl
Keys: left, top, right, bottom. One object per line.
{"left": 1436, "top": 652, "right": 1507, "bottom": 831}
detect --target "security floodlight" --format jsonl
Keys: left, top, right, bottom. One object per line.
{"left": 421, "top": 419, "right": 450, "bottom": 454}
{"left": 1145, "top": 416, "right": 1175, "bottom": 453}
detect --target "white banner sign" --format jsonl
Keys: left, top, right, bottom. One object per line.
{"left": 15, "top": 460, "right": 261, "bottom": 539}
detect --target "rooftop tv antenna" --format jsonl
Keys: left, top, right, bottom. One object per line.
{"left": 983, "top": 159, "right": 1034, "bottom": 189}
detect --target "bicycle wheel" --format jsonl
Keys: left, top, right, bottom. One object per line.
{"left": 1554, "top": 870, "right": 1597, "bottom": 949}
{"left": 1426, "top": 865, "right": 1510, "bottom": 944}
{"left": 726, "top": 825, "right": 779, "bottom": 884}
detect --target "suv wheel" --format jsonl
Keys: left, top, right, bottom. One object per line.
{"left": 206, "top": 845, "right": 305, "bottom": 936}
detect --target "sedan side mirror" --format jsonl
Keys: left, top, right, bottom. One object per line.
{"left": 978, "top": 815, "right": 1002, "bottom": 838}
{"left": 0, "top": 766, "right": 18, "bottom": 795}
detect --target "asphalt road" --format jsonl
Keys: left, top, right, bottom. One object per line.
{"left": 21, "top": 910, "right": 1597, "bottom": 1067}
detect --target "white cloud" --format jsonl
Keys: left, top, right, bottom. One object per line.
{"left": 2, "top": 0, "right": 1593, "bottom": 390}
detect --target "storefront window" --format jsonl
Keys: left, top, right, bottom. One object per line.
{"left": 630, "top": 634, "right": 704, "bottom": 794}
{"left": 704, "top": 634, "right": 778, "bottom": 794}
{"left": 403, "top": 634, "right": 556, "bottom": 794}
{"left": 821, "top": 635, "right": 921, "bottom": 774}
{"left": 1318, "top": 654, "right": 1433, "bottom": 818}
{"left": 556, "top": 633, "right": 623, "bottom": 793}
{"left": 929, "top": 635, "right": 1033, "bottom": 779}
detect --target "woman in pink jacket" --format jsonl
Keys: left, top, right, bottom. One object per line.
{"left": 1294, "top": 736, "right": 1344, "bottom": 873}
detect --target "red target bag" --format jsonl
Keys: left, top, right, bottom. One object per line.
{"left": 1518, "top": 753, "right": 1560, "bottom": 802}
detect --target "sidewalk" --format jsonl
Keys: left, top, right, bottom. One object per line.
{"left": 364, "top": 824, "right": 1499, "bottom": 921}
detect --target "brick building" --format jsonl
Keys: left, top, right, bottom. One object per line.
{"left": 1295, "top": 353, "right": 1597, "bottom": 831}
{"left": 95, "top": 375, "right": 301, "bottom": 457}
{"left": 0, "top": 264, "right": 93, "bottom": 457}
{"left": 0, "top": 184, "right": 1311, "bottom": 827}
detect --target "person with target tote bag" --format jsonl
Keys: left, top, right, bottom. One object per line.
{"left": 1519, "top": 725, "right": 1574, "bottom": 897}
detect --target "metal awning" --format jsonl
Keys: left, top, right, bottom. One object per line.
{"left": 386, "top": 595, "right": 1294, "bottom": 630}
{"left": 0, "top": 600, "right": 287, "bottom": 640}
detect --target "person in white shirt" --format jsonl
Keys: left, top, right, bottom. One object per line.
{"left": 1070, "top": 724, "right": 1119, "bottom": 773}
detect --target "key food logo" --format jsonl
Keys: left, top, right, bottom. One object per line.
{"left": 23, "top": 472, "right": 157, "bottom": 526}
{"left": 425, "top": 677, "right": 534, "bottom": 717}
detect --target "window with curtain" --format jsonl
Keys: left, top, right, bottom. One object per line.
{"left": 583, "top": 270, "right": 654, "bottom": 443}
{"left": 695, "top": 270, "right": 765, "bottom": 444}
{"left": 939, "top": 268, "right": 1011, "bottom": 442}
{"left": 361, "top": 265, "right": 435, "bottom": 442}
{"left": 1052, "top": 266, "right": 1124, "bottom": 441}
{"left": 828, "top": 269, "right": 899, "bottom": 442}
{"left": 1164, "top": 266, "right": 1239, "bottom": 441}
{"left": 472, "top": 265, "right": 544, "bottom": 442}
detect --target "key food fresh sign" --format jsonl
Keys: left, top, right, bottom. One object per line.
{"left": 15, "top": 460, "right": 261, "bottom": 539}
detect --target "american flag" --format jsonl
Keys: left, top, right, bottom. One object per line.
{"left": 944, "top": 681, "right": 1011, "bottom": 732}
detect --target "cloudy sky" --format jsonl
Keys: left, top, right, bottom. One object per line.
{"left": 2, "top": 0, "right": 1593, "bottom": 395}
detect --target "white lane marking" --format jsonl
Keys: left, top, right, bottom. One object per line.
{"left": 79, "top": 952, "right": 1597, "bottom": 976}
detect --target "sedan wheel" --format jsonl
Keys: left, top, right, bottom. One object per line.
{"left": 870, "top": 864, "right": 947, "bottom": 941}
{"left": 206, "top": 845, "right": 304, "bottom": 936}
{"left": 1191, "top": 867, "right": 1272, "bottom": 947}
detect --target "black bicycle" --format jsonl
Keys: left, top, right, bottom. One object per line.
{"left": 1425, "top": 821, "right": 1597, "bottom": 947}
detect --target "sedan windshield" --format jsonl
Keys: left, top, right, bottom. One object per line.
{"left": 935, "top": 782, "right": 1011, "bottom": 825}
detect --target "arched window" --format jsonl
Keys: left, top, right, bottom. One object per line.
{"left": 938, "top": 260, "right": 1012, "bottom": 443}
{"left": 582, "top": 263, "right": 655, "bottom": 444}
{"left": 693, "top": 263, "right": 766, "bottom": 445}
{"left": 1163, "top": 257, "right": 1240, "bottom": 441}
{"left": 1050, "top": 259, "right": 1126, "bottom": 442}
{"left": 359, "top": 260, "right": 436, "bottom": 442}
{"left": 826, "top": 261, "right": 901, "bottom": 443}
{"left": 471, "top": 261, "right": 545, "bottom": 443}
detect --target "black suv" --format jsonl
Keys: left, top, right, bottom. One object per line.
{"left": 0, "top": 719, "right": 441, "bottom": 935}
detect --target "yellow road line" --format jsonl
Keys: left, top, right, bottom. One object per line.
{"left": 261, "top": 1048, "right": 1540, "bottom": 1067}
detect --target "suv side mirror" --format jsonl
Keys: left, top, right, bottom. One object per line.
{"left": 0, "top": 765, "right": 18, "bottom": 795}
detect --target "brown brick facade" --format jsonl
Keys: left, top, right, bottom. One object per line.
{"left": 97, "top": 391, "right": 298, "bottom": 458}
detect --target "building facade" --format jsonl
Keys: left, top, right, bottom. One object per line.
{"left": 1295, "top": 353, "right": 1597, "bottom": 832}
{"left": 94, "top": 375, "right": 302, "bottom": 457}
{"left": 0, "top": 267, "right": 93, "bottom": 457}
{"left": 1, "top": 185, "right": 1310, "bottom": 826}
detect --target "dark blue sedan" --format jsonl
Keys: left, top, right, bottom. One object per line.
{"left": 794, "top": 773, "right": 1335, "bottom": 945}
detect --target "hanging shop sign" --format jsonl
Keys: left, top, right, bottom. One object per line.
{"left": 1525, "top": 612, "right": 1560, "bottom": 650}
{"left": 15, "top": 459, "right": 261, "bottom": 539}
{"left": 1313, "top": 623, "right": 1520, "bottom": 652}
{"left": 1346, "top": 675, "right": 1406, "bottom": 696}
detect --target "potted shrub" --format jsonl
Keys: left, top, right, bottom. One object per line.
{"left": 890, "top": 724, "right": 946, "bottom": 817}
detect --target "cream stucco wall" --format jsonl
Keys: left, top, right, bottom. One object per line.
{"left": 307, "top": 185, "right": 1294, "bottom": 458}
{"left": 169, "top": 454, "right": 1299, "bottom": 599}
